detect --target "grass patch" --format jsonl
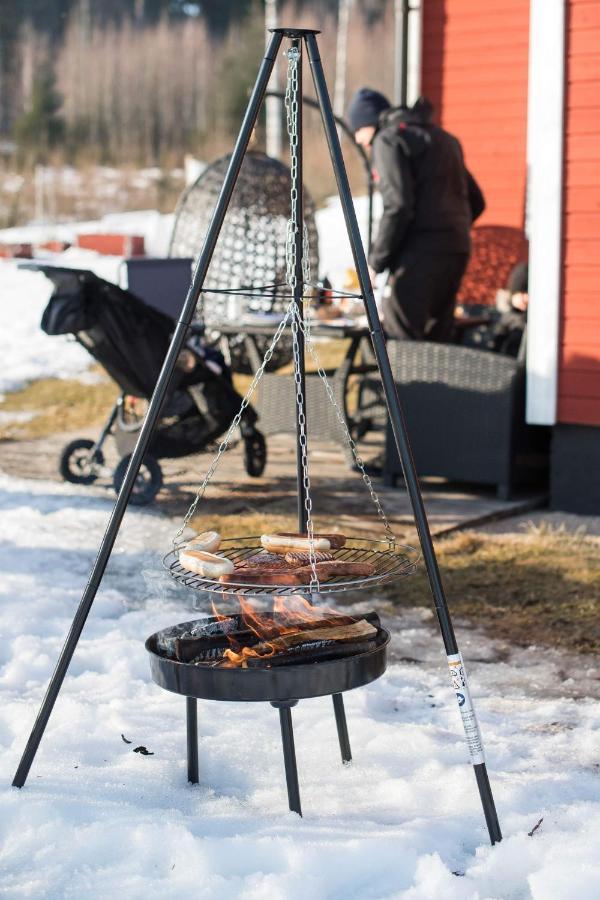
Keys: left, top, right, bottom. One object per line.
{"left": 0, "top": 371, "right": 117, "bottom": 441}
{"left": 379, "top": 529, "right": 600, "bottom": 654}
{"left": 0, "top": 338, "right": 355, "bottom": 442}
{"left": 190, "top": 512, "right": 299, "bottom": 541}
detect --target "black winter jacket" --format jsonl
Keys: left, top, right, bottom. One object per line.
{"left": 369, "top": 108, "right": 485, "bottom": 273}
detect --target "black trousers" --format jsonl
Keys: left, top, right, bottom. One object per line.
{"left": 383, "top": 247, "right": 469, "bottom": 342}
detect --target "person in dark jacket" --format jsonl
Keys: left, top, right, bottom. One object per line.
{"left": 347, "top": 88, "right": 485, "bottom": 341}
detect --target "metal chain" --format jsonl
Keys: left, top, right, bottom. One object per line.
{"left": 302, "top": 224, "right": 310, "bottom": 284}
{"left": 284, "top": 42, "right": 318, "bottom": 590}
{"left": 294, "top": 307, "right": 396, "bottom": 545}
{"left": 302, "top": 224, "right": 312, "bottom": 343}
{"left": 291, "top": 308, "right": 319, "bottom": 590}
{"left": 285, "top": 45, "right": 300, "bottom": 291}
{"left": 173, "top": 305, "right": 294, "bottom": 547}
{"left": 284, "top": 46, "right": 311, "bottom": 289}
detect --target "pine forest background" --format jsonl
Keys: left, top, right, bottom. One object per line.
{"left": 0, "top": 0, "right": 399, "bottom": 226}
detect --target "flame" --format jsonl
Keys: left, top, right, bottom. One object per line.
{"left": 216, "top": 595, "right": 355, "bottom": 668}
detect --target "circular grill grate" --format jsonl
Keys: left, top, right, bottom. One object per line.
{"left": 164, "top": 537, "right": 418, "bottom": 597}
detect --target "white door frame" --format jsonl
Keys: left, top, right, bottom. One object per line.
{"left": 525, "top": 0, "right": 566, "bottom": 425}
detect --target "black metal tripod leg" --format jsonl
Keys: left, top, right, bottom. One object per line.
{"left": 305, "top": 32, "right": 502, "bottom": 846}
{"left": 272, "top": 701, "right": 302, "bottom": 816}
{"left": 186, "top": 697, "right": 199, "bottom": 785}
{"left": 475, "top": 763, "right": 501, "bottom": 843}
{"left": 11, "top": 31, "right": 283, "bottom": 792}
{"left": 332, "top": 693, "right": 352, "bottom": 763}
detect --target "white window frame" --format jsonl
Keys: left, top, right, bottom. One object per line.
{"left": 526, "top": 0, "right": 566, "bottom": 425}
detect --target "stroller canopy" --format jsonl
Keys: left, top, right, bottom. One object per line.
{"left": 38, "top": 265, "right": 174, "bottom": 398}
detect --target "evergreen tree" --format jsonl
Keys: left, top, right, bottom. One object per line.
{"left": 0, "top": 0, "right": 22, "bottom": 134}
{"left": 15, "top": 65, "right": 65, "bottom": 161}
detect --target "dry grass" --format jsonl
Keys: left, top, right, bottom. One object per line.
{"left": 190, "top": 512, "right": 299, "bottom": 542}
{"left": 379, "top": 530, "right": 600, "bottom": 654}
{"left": 0, "top": 336, "right": 350, "bottom": 444}
{"left": 0, "top": 372, "right": 117, "bottom": 441}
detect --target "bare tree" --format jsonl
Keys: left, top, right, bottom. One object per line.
{"left": 334, "top": 0, "right": 353, "bottom": 121}
{"left": 264, "top": 0, "right": 282, "bottom": 159}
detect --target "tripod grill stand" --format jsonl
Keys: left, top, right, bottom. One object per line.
{"left": 12, "top": 27, "right": 502, "bottom": 847}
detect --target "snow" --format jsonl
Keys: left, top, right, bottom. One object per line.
{"left": 316, "top": 193, "right": 381, "bottom": 288}
{"left": 1, "top": 472, "right": 599, "bottom": 897}
{"left": 0, "top": 263, "right": 91, "bottom": 394}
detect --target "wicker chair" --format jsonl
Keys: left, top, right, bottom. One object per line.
{"left": 169, "top": 150, "right": 319, "bottom": 374}
{"left": 456, "top": 225, "right": 529, "bottom": 307}
{"left": 382, "top": 340, "right": 549, "bottom": 499}
{"left": 256, "top": 364, "right": 351, "bottom": 453}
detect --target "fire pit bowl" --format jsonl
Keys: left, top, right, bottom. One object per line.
{"left": 145, "top": 613, "right": 390, "bottom": 815}
{"left": 146, "top": 614, "right": 389, "bottom": 703}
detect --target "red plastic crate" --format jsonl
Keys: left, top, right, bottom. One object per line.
{"left": 76, "top": 233, "right": 145, "bottom": 257}
{"left": 0, "top": 243, "right": 33, "bottom": 259}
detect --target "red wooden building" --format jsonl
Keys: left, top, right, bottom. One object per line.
{"left": 411, "top": 0, "right": 600, "bottom": 512}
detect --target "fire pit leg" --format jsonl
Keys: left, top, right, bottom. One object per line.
{"left": 271, "top": 701, "right": 302, "bottom": 816}
{"left": 186, "top": 697, "right": 199, "bottom": 785}
{"left": 332, "top": 693, "right": 352, "bottom": 763}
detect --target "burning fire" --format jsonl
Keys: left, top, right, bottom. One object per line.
{"left": 212, "top": 595, "right": 356, "bottom": 668}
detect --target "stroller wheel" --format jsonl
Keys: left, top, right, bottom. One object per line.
{"left": 60, "top": 439, "right": 104, "bottom": 485}
{"left": 243, "top": 430, "right": 267, "bottom": 478}
{"left": 113, "top": 454, "right": 163, "bottom": 506}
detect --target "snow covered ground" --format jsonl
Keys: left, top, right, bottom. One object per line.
{"left": 1, "top": 472, "right": 599, "bottom": 898}
{"left": 0, "top": 264, "right": 91, "bottom": 394}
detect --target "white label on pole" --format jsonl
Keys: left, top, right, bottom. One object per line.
{"left": 447, "top": 652, "right": 485, "bottom": 766}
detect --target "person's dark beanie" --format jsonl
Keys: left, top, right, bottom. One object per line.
{"left": 347, "top": 87, "right": 391, "bottom": 132}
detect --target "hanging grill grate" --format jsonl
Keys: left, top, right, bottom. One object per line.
{"left": 164, "top": 536, "right": 418, "bottom": 596}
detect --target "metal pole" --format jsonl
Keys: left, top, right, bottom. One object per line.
{"left": 11, "top": 31, "right": 283, "bottom": 791}
{"left": 305, "top": 31, "right": 502, "bottom": 846}
{"left": 272, "top": 701, "right": 302, "bottom": 816}
{"left": 332, "top": 692, "right": 352, "bottom": 763}
{"left": 290, "top": 38, "right": 309, "bottom": 533}
{"left": 186, "top": 697, "right": 199, "bottom": 784}
{"left": 394, "top": 0, "right": 410, "bottom": 107}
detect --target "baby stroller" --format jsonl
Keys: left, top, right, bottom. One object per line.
{"left": 34, "top": 265, "right": 266, "bottom": 505}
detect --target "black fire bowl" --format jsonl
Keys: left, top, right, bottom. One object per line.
{"left": 145, "top": 615, "right": 390, "bottom": 704}
{"left": 145, "top": 615, "right": 390, "bottom": 815}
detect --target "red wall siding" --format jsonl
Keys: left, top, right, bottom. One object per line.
{"left": 558, "top": 0, "right": 600, "bottom": 426}
{"left": 421, "top": 1, "right": 530, "bottom": 231}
